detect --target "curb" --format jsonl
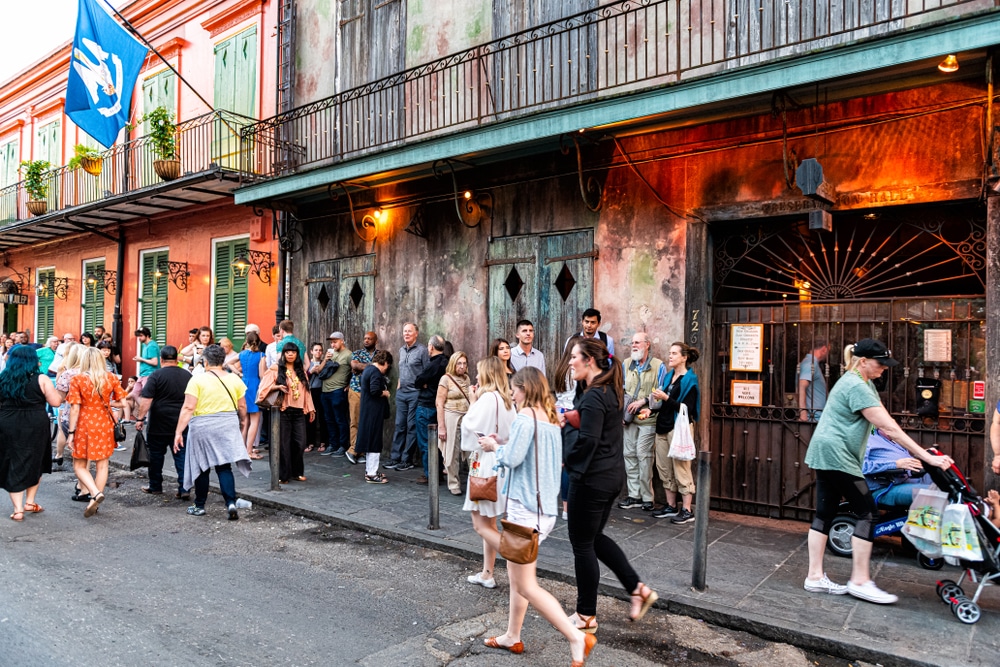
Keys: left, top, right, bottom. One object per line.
{"left": 109, "top": 460, "right": 941, "bottom": 667}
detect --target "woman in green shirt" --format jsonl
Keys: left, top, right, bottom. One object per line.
{"left": 803, "top": 338, "right": 952, "bottom": 605}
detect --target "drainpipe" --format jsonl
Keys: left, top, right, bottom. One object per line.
{"left": 112, "top": 230, "right": 125, "bottom": 362}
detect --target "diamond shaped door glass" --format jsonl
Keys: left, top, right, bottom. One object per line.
{"left": 504, "top": 267, "right": 524, "bottom": 302}
{"left": 554, "top": 263, "right": 576, "bottom": 302}
{"left": 317, "top": 285, "right": 331, "bottom": 311}
{"left": 349, "top": 279, "right": 364, "bottom": 308}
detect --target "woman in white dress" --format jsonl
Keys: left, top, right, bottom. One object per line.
{"left": 461, "top": 356, "right": 517, "bottom": 589}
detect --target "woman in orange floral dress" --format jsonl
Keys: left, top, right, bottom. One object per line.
{"left": 67, "top": 348, "right": 130, "bottom": 518}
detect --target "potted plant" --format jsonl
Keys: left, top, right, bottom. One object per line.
{"left": 68, "top": 144, "right": 103, "bottom": 176}
{"left": 143, "top": 106, "right": 180, "bottom": 181}
{"left": 20, "top": 160, "right": 51, "bottom": 216}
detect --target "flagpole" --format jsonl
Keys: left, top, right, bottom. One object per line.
{"left": 97, "top": 0, "right": 229, "bottom": 126}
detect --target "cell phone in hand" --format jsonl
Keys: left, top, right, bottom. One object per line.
{"left": 475, "top": 431, "right": 487, "bottom": 438}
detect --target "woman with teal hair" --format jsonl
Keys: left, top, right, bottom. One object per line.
{"left": 0, "top": 345, "right": 62, "bottom": 521}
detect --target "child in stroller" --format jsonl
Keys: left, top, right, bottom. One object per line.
{"left": 917, "top": 448, "right": 1000, "bottom": 624}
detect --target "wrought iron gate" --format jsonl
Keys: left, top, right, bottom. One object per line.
{"left": 710, "top": 206, "right": 986, "bottom": 520}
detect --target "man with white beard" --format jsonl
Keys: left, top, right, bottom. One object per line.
{"left": 617, "top": 332, "right": 666, "bottom": 512}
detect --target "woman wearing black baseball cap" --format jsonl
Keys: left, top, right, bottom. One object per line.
{"left": 802, "top": 338, "right": 953, "bottom": 605}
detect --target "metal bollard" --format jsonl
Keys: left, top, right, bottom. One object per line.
{"left": 428, "top": 423, "right": 440, "bottom": 530}
{"left": 691, "top": 449, "right": 712, "bottom": 591}
{"left": 269, "top": 405, "right": 281, "bottom": 491}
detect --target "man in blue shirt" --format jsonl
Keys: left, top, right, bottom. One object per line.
{"left": 134, "top": 327, "right": 161, "bottom": 377}
{"left": 797, "top": 340, "right": 829, "bottom": 421}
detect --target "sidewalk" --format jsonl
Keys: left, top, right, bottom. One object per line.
{"left": 111, "top": 441, "right": 1000, "bottom": 667}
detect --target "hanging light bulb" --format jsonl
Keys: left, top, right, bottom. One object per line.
{"left": 938, "top": 55, "right": 959, "bottom": 73}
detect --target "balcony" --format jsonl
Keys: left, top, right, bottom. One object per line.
{"left": 0, "top": 110, "right": 257, "bottom": 246}
{"left": 241, "top": 0, "right": 991, "bottom": 180}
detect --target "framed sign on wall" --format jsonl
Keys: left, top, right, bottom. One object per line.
{"left": 730, "top": 323, "right": 764, "bottom": 373}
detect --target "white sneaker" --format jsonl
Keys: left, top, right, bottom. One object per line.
{"left": 803, "top": 574, "right": 848, "bottom": 595}
{"left": 847, "top": 580, "right": 897, "bottom": 604}
{"left": 467, "top": 572, "right": 497, "bottom": 589}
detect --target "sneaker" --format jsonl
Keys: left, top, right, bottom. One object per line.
{"left": 114, "top": 445, "right": 127, "bottom": 452}
{"left": 383, "top": 461, "right": 400, "bottom": 470}
{"left": 847, "top": 580, "right": 898, "bottom": 604}
{"left": 319, "top": 448, "right": 336, "bottom": 456}
{"left": 227, "top": 503, "right": 239, "bottom": 521}
{"left": 618, "top": 496, "right": 643, "bottom": 510}
{"left": 415, "top": 475, "right": 429, "bottom": 485}
{"left": 396, "top": 462, "right": 414, "bottom": 472}
{"left": 652, "top": 504, "right": 678, "bottom": 518}
{"left": 803, "top": 574, "right": 848, "bottom": 595}
{"left": 467, "top": 572, "right": 497, "bottom": 589}
{"left": 330, "top": 448, "right": 347, "bottom": 457}
{"left": 670, "top": 509, "right": 695, "bottom": 524}
{"left": 357, "top": 454, "right": 366, "bottom": 462}
{"left": 345, "top": 451, "right": 357, "bottom": 464}
{"left": 186, "top": 505, "right": 206, "bottom": 516}
{"left": 561, "top": 510, "right": 569, "bottom": 520}
{"left": 641, "top": 501, "right": 655, "bottom": 512}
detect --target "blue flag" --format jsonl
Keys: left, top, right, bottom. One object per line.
{"left": 65, "top": 0, "right": 147, "bottom": 149}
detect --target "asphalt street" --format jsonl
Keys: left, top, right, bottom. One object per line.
{"left": 0, "top": 468, "right": 854, "bottom": 667}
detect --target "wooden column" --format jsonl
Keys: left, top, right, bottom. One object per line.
{"left": 986, "top": 193, "right": 1000, "bottom": 491}
{"left": 685, "top": 219, "right": 713, "bottom": 590}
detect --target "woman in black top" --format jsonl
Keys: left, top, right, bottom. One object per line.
{"left": 564, "top": 338, "right": 659, "bottom": 634}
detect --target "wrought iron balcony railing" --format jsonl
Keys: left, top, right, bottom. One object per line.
{"left": 0, "top": 109, "right": 257, "bottom": 227}
{"left": 241, "top": 0, "right": 988, "bottom": 179}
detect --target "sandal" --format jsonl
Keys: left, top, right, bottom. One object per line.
{"left": 84, "top": 492, "right": 106, "bottom": 519}
{"left": 569, "top": 612, "right": 598, "bottom": 634}
{"left": 365, "top": 473, "right": 389, "bottom": 484}
{"left": 249, "top": 452, "right": 264, "bottom": 460}
{"left": 24, "top": 503, "right": 44, "bottom": 513}
{"left": 571, "top": 633, "right": 598, "bottom": 667}
{"left": 304, "top": 445, "right": 314, "bottom": 453}
{"left": 629, "top": 582, "right": 659, "bottom": 622}
{"left": 316, "top": 445, "right": 327, "bottom": 453}
{"left": 295, "top": 476, "right": 307, "bottom": 482}
{"left": 483, "top": 636, "right": 524, "bottom": 654}
{"left": 10, "top": 511, "right": 24, "bottom": 522}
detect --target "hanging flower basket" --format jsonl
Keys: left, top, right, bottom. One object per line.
{"left": 154, "top": 159, "right": 181, "bottom": 181}
{"left": 26, "top": 200, "right": 47, "bottom": 216}
{"left": 80, "top": 155, "right": 103, "bottom": 177}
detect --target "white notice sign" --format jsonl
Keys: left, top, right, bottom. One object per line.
{"left": 923, "top": 329, "right": 952, "bottom": 363}
{"left": 731, "top": 380, "right": 763, "bottom": 406}
{"left": 730, "top": 323, "right": 764, "bottom": 372}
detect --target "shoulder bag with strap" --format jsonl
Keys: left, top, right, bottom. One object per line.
{"left": 498, "top": 411, "right": 541, "bottom": 564}
{"left": 255, "top": 370, "right": 284, "bottom": 409}
{"left": 468, "top": 393, "right": 500, "bottom": 502}
{"left": 96, "top": 380, "right": 127, "bottom": 442}
{"left": 446, "top": 373, "right": 472, "bottom": 407}
{"left": 210, "top": 371, "right": 240, "bottom": 412}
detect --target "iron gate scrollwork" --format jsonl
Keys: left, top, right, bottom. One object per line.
{"left": 710, "top": 207, "right": 987, "bottom": 520}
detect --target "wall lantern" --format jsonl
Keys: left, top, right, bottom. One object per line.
{"left": 232, "top": 250, "right": 274, "bottom": 285}
{"left": 86, "top": 269, "right": 117, "bottom": 295}
{"left": 36, "top": 276, "right": 69, "bottom": 300}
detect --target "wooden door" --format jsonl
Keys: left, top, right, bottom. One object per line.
{"left": 334, "top": 254, "right": 375, "bottom": 348}
{"left": 307, "top": 259, "right": 339, "bottom": 344}
{"left": 540, "top": 230, "right": 594, "bottom": 361}
{"left": 487, "top": 235, "right": 538, "bottom": 345}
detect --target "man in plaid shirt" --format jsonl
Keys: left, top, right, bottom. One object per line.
{"left": 346, "top": 331, "right": 379, "bottom": 464}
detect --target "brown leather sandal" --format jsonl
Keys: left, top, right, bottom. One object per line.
{"left": 571, "top": 632, "right": 597, "bottom": 667}
{"left": 569, "top": 612, "right": 598, "bottom": 634}
{"left": 24, "top": 503, "right": 44, "bottom": 513}
{"left": 10, "top": 511, "right": 24, "bottom": 522}
{"left": 629, "top": 582, "right": 659, "bottom": 622}
{"left": 483, "top": 636, "right": 525, "bottom": 654}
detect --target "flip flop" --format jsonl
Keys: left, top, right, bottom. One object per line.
{"left": 304, "top": 445, "right": 314, "bottom": 452}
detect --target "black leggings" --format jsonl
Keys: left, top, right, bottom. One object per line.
{"left": 811, "top": 469, "right": 876, "bottom": 542}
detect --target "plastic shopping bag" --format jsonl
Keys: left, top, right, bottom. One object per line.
{"left": 903, "top": 487, "right": 948, "bottom": 542}
{"left": 940, "top": 503, "right": 983, "bottom": 562}
{"left": 668, "top": 405, "right": 696, "bottom": 461}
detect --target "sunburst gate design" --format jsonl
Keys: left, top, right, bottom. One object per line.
{"left": 714, "top": 212, "right": 986, "bottom": 302}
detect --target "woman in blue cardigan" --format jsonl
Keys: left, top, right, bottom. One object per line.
{"left": 640, "top": 342, "right": 700, "bottom": 524}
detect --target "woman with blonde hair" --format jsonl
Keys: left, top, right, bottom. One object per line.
{"left": 479, "top": 367, "right": 597, "bottom": 665}
{"left": 52, "top": 342, "right": 82, "bottom": 468}
{"left": 436, "top": 351, "right": 474, "bottom": 495}
{"left": 67, "top": 347, "right": 130, "bottom": 518}
{"left": 460, "top": 356, "right": 516, "bottom": 590}
{"left": 219, "top": 337, "right": 243, "bottom": 377}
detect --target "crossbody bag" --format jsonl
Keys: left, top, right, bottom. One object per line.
{"left": 498, "top": 411, "right": 541, "bottom": 564}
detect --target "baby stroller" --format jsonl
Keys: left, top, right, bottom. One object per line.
{"left": 916, "top": 448, "right": 1000, "bottom": 624}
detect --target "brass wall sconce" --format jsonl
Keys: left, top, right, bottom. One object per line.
{"left": 86, "top": 270, "right": 117, "bottom": 295}
{"left": 432, "top": 159, "right": 492, "bottom": 228}
{"left": 157, "top": 260, "right": 190, "bottom": 291}
{"left": 36, "top": 276, "right": 69, "bottom": 300}
{"left": 938, "top": 55, "right": 959, "bottom": 73}
{"left": 232, "top": 250, "right": 274, "bottom": 285}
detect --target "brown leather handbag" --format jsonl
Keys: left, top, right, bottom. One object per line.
{"left": 468, "top": 395, "right": 500, "bottom": 502}
{"left": 499, "top": 412, "right": 541, "bottom": 565}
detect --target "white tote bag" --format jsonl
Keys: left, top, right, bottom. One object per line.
{"left": 668, "top": 404, "right": 696, "bottom": 461}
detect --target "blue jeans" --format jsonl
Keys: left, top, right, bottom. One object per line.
{"left": 873, "top": 481, "right": 929, "bottom": 508}
{"left": 193, "top": 463, "right": 236, "bottom": 508}
{"left": 389, "top": 389, "right": 418, "bottom": 464}
{"left": 146, "top": 430, "right": 187, "bottom": 494}
{"left": 415, "top": 405, "right": 437, "bottom": 476}
{"left": 321, "top": 388, "right": 350, "bottom": 451}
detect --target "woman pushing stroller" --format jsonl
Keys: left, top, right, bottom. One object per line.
{"left": 804, "top": 339, "right": 953, "bottom": 604}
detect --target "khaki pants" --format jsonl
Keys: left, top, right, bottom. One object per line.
{"left": 622, "top": 421, "right": 656, "bottom": 502}
{"left": 438, "top": 410, "right": 465, "bottom": 494}
{"left": 654, "top": 431, "right": 696, "bottom": 495}
{"left": 348, "top": 388, "right": 361, "bottom": 455}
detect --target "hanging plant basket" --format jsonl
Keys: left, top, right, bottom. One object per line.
{"left": 153, "top": 158, "right": 181, "bottom": 181}
{"left": 80, "top": 155, "right": 103, "bottom": 177}
{"left": 26, "top": 200, "right": 47, "bottom": 216}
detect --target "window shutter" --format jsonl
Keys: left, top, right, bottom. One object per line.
{"left": 83, "top": 260, "right": 105, "bottom": 334}
{"left": 214, "top": 36, "right": 236, "bottom": 112}
{"left": 235, "top": 27, "right": 257, "bottom": 118}
{"left": 213, "top": 239, "right": 249, "bottom": 347}
{"left": 140, "top": 251, "right": 169, "bottom": 345}
{"left": 36, "top": 269, "right": 55, "bottom": 341}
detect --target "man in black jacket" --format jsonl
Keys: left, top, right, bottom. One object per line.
{"left": 413, "top": 335, "right": 448, "bottom": 484}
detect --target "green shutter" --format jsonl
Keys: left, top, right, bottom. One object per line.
{"left": 140, "top": 250, "right": 169, "bottom": 345}
{"left": 141, "top": 70, "right": 178, "bottom": 186}
{"left": 0, "top": 140, "right": 17, "bottom": 223}
{"left": 214, "top": 36, "right": 236, "bottom": 112}
{"left": 82, "top": 260, "right": 105, "bottom": 334}
{"left": 36, "top": 269, "right": 55, "bottom": 341}
{"left": 213, "top": 239, "right": 249, "bottom": 348}
{"left": 36, "top": 121, "right": 60, "bottom": 208}
{"left": 235, "top": 27, "right": 257, "bottom": 118}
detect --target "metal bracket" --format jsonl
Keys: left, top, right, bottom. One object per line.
{"left": 86, "top": 269, "right": 117, "bottom": 295}
{"left": 158, "top": 260, "right": 190, "bottom": 291}
{"left": 432, "top": 159, "right": 491, "bottom": 228}
{"left": 330, "top": 182, "right": 377, "bottom": 242}
{"left": 560, "top": 134, "right": 602, "bottom": 212}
